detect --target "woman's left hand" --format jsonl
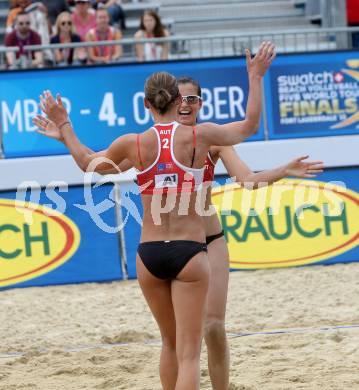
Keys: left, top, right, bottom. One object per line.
{"left": 284, "top": 156, "right": 324, "bottom": 178}
{"left": 39, "top": 90, "right": 69, "bottom": 128}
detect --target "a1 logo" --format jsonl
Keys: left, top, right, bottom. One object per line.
{"left": 155, "top": 173, "right": 178, "bottom": 188}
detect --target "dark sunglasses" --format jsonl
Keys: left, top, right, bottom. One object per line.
{"left": 61, "top": 21, "right": 72, "bottom": 26}
{"left": 18, "top": 21, "right": 31, "bottom": 26}
{"left": 181, "top": 95, "right": 202, "bottom": 104}
{"left": 76, "top": 1, "right": 88, "bottom": 4}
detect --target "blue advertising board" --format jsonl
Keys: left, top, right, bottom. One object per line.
{"left": 0, "top": 183, "right": 123, "bottom": 289}
{"left": 265, "top": 51, "right": 359, "bottom": 139}
{"left": 118, "top": 180, "right": 143, "bottom": 279}
{"left": 0, "top": 57, "right": 264, "bottom": 158}
{"left": 121, "top": 166, "right": 359, "bottom": 277}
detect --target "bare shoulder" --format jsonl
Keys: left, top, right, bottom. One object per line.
{"left": 164, "top": 29, "right": 170, "bottom": 37}
{"left": 177, "top": 123, "right": 195, "bottom": 137}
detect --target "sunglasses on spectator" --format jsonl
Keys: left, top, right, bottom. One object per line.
{"left": 76, "top": 1, "right": 88, "bottom": 4}
{"left": 18, "top": 21, "right": 31, "bottom": 26}
{"left": 181, "top": 95, "right": 202, "bottom": 104}
{"left": 61, "top": 21, "right": 72, "bottom": 26}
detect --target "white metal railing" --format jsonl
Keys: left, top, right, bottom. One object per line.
{"left": 0, "top": 26, "right": 359, "bottom": 70}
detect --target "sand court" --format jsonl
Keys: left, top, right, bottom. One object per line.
{"left": 1, "top": 262, "right": 359, "bottom": 389}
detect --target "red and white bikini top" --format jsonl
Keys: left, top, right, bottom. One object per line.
{"left": 203, "top": 152, "right": 215, "bottom": 183}
{"left": 136, "top": 121, "right": 204, "bottom": 194}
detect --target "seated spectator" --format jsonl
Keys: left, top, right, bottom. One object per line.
{"left": 86, "top": 8, "right": 122, "bottom": 64}
{"left": 4, "top": 12, "right": 43, "bottom": 69}
{"left": 41, "top": 0, "right": 71, "bottom": 26}
{"left": 72, "top": 0, "right": 96, "bottom": 41}
{"left": 6, "top": 0, "right": 32, "bottom": 32}
{"left": 91, "top": 0, "right": 125, "bottom": 30}
{"left": 51, "top": 11, "right": 87, "bottom": 66}
{"left": 6, "top": 1, "right": 52, "bottom": 64}
{"left": 134, "top": 10, "right": 170, "bottom": 62}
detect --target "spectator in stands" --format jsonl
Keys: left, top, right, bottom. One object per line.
{"left": 6, "top": 1, "right": 52, "bottom": 65}
{"left": 51, "top": 11, "right": 86, "bottom": 66}
{"left": 91, "top": 0, "right": 125, "bottom": 30}
{"left": 41, "top": 0, "right": 71, "bottom": 26}
{"left": 72, "top": 0, "right": 97, "bottom": 41}
{"left": 4, "top": 12, "right": 43, "bottom": 69}
{"left": 134, "top": 10, "right": 170, "bottom": 62}
{"left": 86, "top": 8, "right": 122, "bottom": 64}
{"left": 347, "top": 0, "right": 359, "bottom": 48}
{"left": 6, "top": 0, "right": 32, "bottom": 32}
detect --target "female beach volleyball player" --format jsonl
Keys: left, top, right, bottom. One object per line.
{"left": 34, "top": 44, "right": 275, "bottom": 389}
{"left": 34, "top": 42, "right": 323, "bottom": 389}
{"left": 176, "top": 77, "right": 324, "bottom": 389}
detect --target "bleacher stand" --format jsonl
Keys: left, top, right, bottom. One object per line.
{"left": 0, "top": 0, "right": 356, "bottom": 69}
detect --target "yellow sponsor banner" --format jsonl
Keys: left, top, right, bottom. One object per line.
{"left": 0, "top": 199, "right": 81, "bottom": 287}
{"left": 212, "top": 179, "right": 359, "bottom": 269}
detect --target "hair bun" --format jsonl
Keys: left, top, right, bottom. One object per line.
{"left": 155, "top": 89, "right": 172, "bottom": 109}
{"left": 144, "top": 72, "right": 179, "bottom": 115}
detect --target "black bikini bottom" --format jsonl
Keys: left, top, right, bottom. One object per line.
{"left": 138, "top": 240, "right": 207, "bottom": 280}
{"left": 205, "top": 230, "right": 225, "bottom": 245}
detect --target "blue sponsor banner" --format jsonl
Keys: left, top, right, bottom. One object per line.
{"left": 0, "top": 57, "right": 264, "bottom": 158}
{"left": 0, "top": 184, "right": 122, "bottom": 289}
{"left": 121, "top": 166, "right": 359, "bottom": 278}
{"left": 118, "top": 180, "right": 143, "bottom": 279}
{"left": 265, "top": 51, "right": 359, "bottom": 139}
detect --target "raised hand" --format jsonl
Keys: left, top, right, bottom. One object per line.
{"left": 39, "top": 90, "right": 69, "bottom": 128}
{"left": 246, "top": 41, "right": 276, "bottom": 78}
{"left": 33, "top": 115, "right": 64, "bottom": 143}
{"left": 284, "top": 156, "right": 324, "bottom": 178}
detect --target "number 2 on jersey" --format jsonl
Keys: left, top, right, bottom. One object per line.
{"left": 162, "top": 138, "right": 169, "bottom": 149}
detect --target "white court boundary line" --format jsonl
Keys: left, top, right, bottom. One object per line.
{"left": 1, "top": 324, "right": 359, "bottom": 360}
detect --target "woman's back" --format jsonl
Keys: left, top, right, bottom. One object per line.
{"left": 137, "top": 121, "right": 209, "bottom": 242}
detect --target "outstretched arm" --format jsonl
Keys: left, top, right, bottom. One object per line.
{"left": 199, "top": 41, "right": 275, "bottom": 147}
{"left": 38, "top": 91, "right": 136, "bottom": 173}
{"left": 33, "top": 115, "right": 134, "bottom": 174}
{"left": 218, "top": 146, "right": 324, "bottom": 189}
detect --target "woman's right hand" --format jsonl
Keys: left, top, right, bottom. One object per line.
{"left": 33, "top": 114, "right": 65, "bottom": 143}
{"left": 245, "top": 41, "right": 276, "bottom": 78}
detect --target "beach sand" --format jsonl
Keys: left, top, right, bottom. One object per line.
{"left": 1, "top": 262, "right": 359, "bottom": 389}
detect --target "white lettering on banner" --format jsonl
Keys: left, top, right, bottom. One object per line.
{"left": 200, "top": 88, "right": 214, "bottom": 120}
{"left": 99, "top": 92, "right": 117, "bottom": 127}
{"left": 1, "top": 98, "right": 72, "bottom": 134}
{"left": 155, "top": 173, "right": 178, "bottom": 188}
{"left": 277, "top": 72, "right": 334, "bottom": 86}
{"left": 214, "top": 87, "right": 229, "bottom": 119}
{"left": 133, "top": 91, "right": 151, "bottom": 125}
{"left": 24, "top": 99, "right": 38, "bottom": 131}
{"left": 228, "top": 86, "right": 245, "bottom": 117}
{"left": 279, "top": 94, "right": 301, "bottom": 102}
{"left": 199, "top": 86, "right": 245, "bottom": 121}
{"left": 1, "top": 100, "right": 22, "bottom": 133}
